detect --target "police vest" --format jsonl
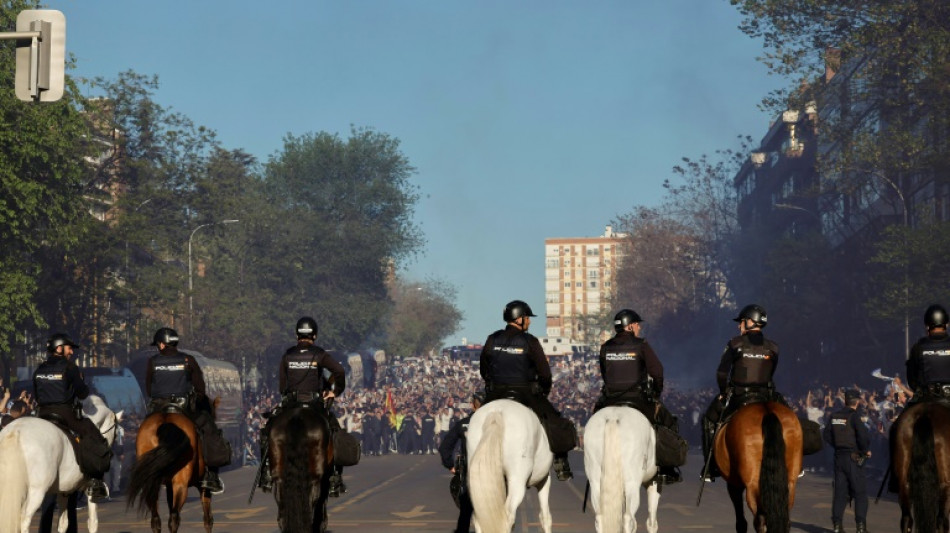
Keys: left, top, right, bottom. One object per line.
{"left": 917, "top": 334, "right": 950, "bottom": 385}
{"left": 34, "top": 357, "right": 73, "bottom": 406}
{"left": 488, "top": 331, "right": 534, "bottom": 385}
{"left": 728, "top": 335, "right": 777, "bottom": 387}
{"left": 284, "top": 346, "right": 326, "bottom": 394}
{"left": 150, "top": 352, "right": 192, "bottom": 399}
{"left": 602, "top": 335, "right": 647, "bottom": 393}
{"left": 829, "top": 409, "right": 858, "bottom": 451}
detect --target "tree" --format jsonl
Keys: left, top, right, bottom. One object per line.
{"left": 0, "top": 0, "right": 94, "bottom": 360}
{"left": 383, "top": 278, "right": 462, "bottom": 358}
{"left": 260, "top": 128, "right": 424, "bottom": 351}
{"left": 732, "top": 0, "right": 950, "bottom": 340}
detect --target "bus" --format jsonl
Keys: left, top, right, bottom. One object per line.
{"left": 441, "top": 345, "right": 483, "bottom": 363}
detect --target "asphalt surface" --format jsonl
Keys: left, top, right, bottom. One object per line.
{"left": 32, "top": 449, "right": 904, "bottom": 532}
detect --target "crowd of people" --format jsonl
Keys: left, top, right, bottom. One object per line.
{"left": 238, "top": 350, "right": 912, "bottom": 473}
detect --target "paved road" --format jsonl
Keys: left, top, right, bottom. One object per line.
{"left": 36, "top": 450, "right": 903, "bottom": 532}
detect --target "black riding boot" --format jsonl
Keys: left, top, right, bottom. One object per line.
{"left": 259, "top": 457, "right": 274, "bottom": 492}
{"left": 832, "top": 521, "right": 844, "bottom": 533}
{"left": 329, "top": 466, "right": 346, "bottom": 497}
{"left": 553, "top": 453, "right": 573, "bottom": 481}
{"left": 701, "top": 420, "right": 718, "bottom": 481}
{"left": 856, "top": 522, "right": 868, "bottom": 533}
{"left": 657, "top": 466, "right": 682, "bottom": 484}
{"left": 201, "top": 467, "right": 224, "bottom": 494}
{"left": 85, "top": 478, "right": 109, "bottom": 502}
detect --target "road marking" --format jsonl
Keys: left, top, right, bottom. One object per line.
{"left": 224, "top": 507, "right": 267, "bottom": 519}
{"left": 662, "top": 503, "right": 696, "bottom": 516}
{"left": 332, "top": 457, "right": 425, "bottom": 512}
{"left": 391, "top": 505, "right": 436, "bottom": 519}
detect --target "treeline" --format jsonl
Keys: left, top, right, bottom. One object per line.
{"left": 606, "top": 0, "right": 950, "bottom": 387}
{"left": 0, "top": 1, "right": 459, "bottom": 379}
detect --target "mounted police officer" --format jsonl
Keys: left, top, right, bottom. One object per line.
{"left": 479, "top": 300, "right": 576, "bottom": 481}
{"left": 257, "top": 317, "right": 347, "bottom": 496}
{"left": 33, "top": 333, "right": 111, "bottom": 501}
{"left": 906, "top": 304, "right": 950, "bottom": 403}
{"left": 439, "top": 390, "right": 483, "bottom": 533}
{"left": 702, "top": 304, "right": 786, "bottom": 480}
{"left": 145, "top": 327, "right": 230, "bottom": 494}
{"left": 824, "top": 390, "right": 870, "bottom": 533}
{"left": 595, "top": 309, "right": 682, "bottom": 483}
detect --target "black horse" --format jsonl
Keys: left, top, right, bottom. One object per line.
{"left": 268, "top": 405, "right": 333, "bottom": 533}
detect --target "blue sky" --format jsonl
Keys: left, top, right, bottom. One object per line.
{"left": 45, "top": 1, "right": 783, "bottom": 347}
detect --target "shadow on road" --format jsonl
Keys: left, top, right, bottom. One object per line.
{"left": 792, "top": 522, "right": 829, "bottom": 533}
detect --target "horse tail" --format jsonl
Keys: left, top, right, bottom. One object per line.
{"left": 910, "top": 414, "right": 938, "bottom": 532}
{"left": 127, "top": 422, "right": 191, "bottom": 515}
{"left": 599, "top": 417, "right": 624, "bottom": 533}
{"left": 281, "top": 413, "right": 321, "bottom": 533}
{"left": 469, "top": 411, "right": 507, "bottom": 533}
{"left": 760, "top": 411, "right": 789, "bottom": 532}
{"left": 0, "top": 430, "right": 27, "bottom": 532}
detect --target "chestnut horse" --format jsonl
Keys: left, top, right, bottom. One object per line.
{"left": 714, "top": 402, "right": 803, "bottom": 533}
{"left": 127, "top": 406, "right": 215, "bottom": 533}
{"left": 267, "top": 405, "right": 333, "bottom": 533}
{"left": 890, "top": 400, "right": 950, "bottom": 532}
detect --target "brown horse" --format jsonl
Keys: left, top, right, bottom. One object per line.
{"left": 714, "top": 402, "right": 803, "bottom": 533}
{"left": 891, "top": 400, "right": 950, "bottom": 532}
{"left": 127, "top": 409, "right": 214, "bottom": 533}
{"left": 268, "top": 405, "right": 333, "bottom": 533}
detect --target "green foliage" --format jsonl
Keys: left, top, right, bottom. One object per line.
{"left": 383, "top": 278, "right": 462, "bottom": 358}
{"left": 0, "top": 0, "right": 94, "bottom": 357}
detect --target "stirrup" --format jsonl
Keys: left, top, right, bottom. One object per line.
{"left": 328, "top": 473, "right": 346, "bottom": 497}
{"left": 201, "top": 471, "right": 225, "bottom": 495}
{"left": 85, "top": 479, "right": 109, "bottom": 502}
{"left": 553, "top": 458, "right": 573, "bottom": 481}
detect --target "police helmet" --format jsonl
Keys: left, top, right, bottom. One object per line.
{"left": 614, "top": 309, "right": 643, "bottom": 333}
{"left": 503, "top": 300, "right": 536, "bottom": 323}
{"left": 733, "top": 304, "right": 767, "bottom": 328}
{"left": 47, "top": 333, "right": 78, "bottom": 353}
{"left": 924, "top": 304, "right": 949, "bottom": 328}
{"left": 151, "top": 327, "right": 179, "bottom": 347}
{"left": 296, "top": 316, "right": 318, "bottom": 339}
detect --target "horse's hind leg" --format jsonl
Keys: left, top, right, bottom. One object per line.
{"left": 505, "top": 481, "right": 527, "bottom": 532}
{"left": 535, "top": 476, "right": 553, "bottom": 533}
{"left": 727, "top": 483, "right": 748, "bottom": 533}
{"left": 625, "top": 482, "right": 640, "bottom": 533}
{"left": 201, "top": 490, "right": 214, "bottom": 533}
{"left": 644, "top": 481, "right": 660, "bottom": 533}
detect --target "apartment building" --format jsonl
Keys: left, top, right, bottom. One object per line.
{"left": 543, "top": 226, "right": 626, "bottom": 350}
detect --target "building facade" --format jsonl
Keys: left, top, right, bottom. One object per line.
{"left": 543, "top": 226, "right": 626, "bottom": 349}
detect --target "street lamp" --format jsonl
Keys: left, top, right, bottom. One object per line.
{"left": 188, "top": 219, "right": 239, "bottom": 335}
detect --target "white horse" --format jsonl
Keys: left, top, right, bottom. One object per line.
{"left": 583, "top": 406, "right": 661, "bottom": 533}
{"left": 0, "top": 395, "right": 121, "bottom": 533}
{"left": 466, "top": 399, "right": 553, "bottom": 533}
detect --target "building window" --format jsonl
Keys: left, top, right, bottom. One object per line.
{"left": 564, "top": 282, "right": 571, "bottom": 288}
{"left": 576, "top": 282, "right": 582, "bottom": 288}
{"left": 604, "top": 281, "right": 611, "bottom": 288}
{"left": 588, "top": 270, "right": 598, "bottom": 279}
{"left": 546, "top": 259, "right": 559, "bottom": 268}
{"left": 589, "top": 281, "right": 597, "bottom": 288}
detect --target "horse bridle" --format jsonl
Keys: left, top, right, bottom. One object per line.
{"left": 99, "top": 411, "right": 119, "bottom": 443}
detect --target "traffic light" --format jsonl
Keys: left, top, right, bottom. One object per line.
{"left": 13, "top": 9, "right": 66, "bottom": 102}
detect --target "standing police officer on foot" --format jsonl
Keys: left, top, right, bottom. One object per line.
{"left": 824, "top": 390, "right": 870, "bottom": 533}
{"left": 145, "top": 327, "right": 230, "bottom": 494}
{"left": 906, "top": 304, "right": 950, "bottom": 403}
{"left": 479, "top": 300, "right": 576, "bottom": 481}
{"left": 595, "top": 309, "right": 682, "bottom": 483}
{"left": 257, "top": 317, "right": 348, "bottom": 496}
{"left": 33, "top": 333, "right": 111, "bottom": 501}
{"left": 439, "top": 390, "right": 484, "bottom": 533}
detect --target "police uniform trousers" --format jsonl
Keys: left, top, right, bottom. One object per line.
{"left": 455, "top": 489, "right": 474, "bottom": 533}
{"left": 832, "top": 450, "right": 868, "bottom": 524}
{"left": 37, "top": 403, "right": 111, "bottom": 478}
